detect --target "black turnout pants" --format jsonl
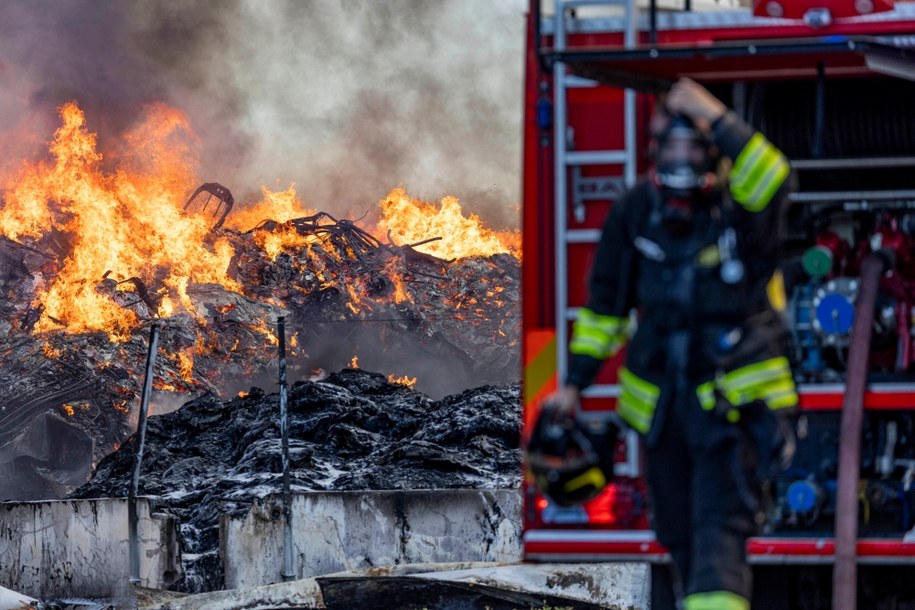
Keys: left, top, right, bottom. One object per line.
{"left": 645, "top": 386, "right": 761, "bottom": 603}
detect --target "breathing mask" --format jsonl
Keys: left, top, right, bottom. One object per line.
{"left": 652, "top": 114, "right": 716, "bottom": 232}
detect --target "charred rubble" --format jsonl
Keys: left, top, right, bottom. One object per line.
{"left": 0, "top": 189, "right": 521, "bottom": 503}
{"left": 72, "top": 369, "right": 522, "bottom": 592}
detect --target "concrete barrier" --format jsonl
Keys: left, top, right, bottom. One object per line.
{"left": 221, "top": 489, "right": 522, "bottom": 589}
{"left": 0, "top": 490, "right": 650, "bottom": 610}
{"left": 0, "top": 498, "right": 180, "bottom": 599}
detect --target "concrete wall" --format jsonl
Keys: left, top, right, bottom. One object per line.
{"left": 0, "top": 498, "right": 180, "bottom": 599}
{"left": 221, "top": 489, "right": 522, "bottom": 589}
{"left": 0, "top": 491, "right": 527, "bottom": 597}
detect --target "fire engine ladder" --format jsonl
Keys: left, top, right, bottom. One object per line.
{"left": 552, "top": 0, "right": 639, "bottom": 475}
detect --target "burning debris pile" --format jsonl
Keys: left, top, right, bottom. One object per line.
{"left": 72, "top": 369, "right": 521, "bottom": 592}
{"left": 0, "top": 102, "right": 521, "bottom": 502}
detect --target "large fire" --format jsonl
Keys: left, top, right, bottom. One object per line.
{"left": 0, "top": 102, "right": 519, "bottom": 347}
{"left": 376, "top": 188, "right": 520, "bottom": 260}
{"left": 0, "top": 103, "right": 237, "bottom": 340}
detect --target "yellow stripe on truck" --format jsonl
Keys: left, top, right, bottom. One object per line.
{"left": 523, "top": 330, "right": 558, "bottom": 432}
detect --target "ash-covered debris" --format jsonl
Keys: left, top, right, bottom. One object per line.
{"left": 0, "top": 286, "right": 289, "bottom": 501}
{"left": 72, "top": 368, "right": 521, "bottom": 593}
{"left": 0, "top": 201, "right": 519, "bottom": 502}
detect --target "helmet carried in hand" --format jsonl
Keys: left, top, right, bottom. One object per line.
{"left": 525, "top": 403, "right": 618, "bottom": 506}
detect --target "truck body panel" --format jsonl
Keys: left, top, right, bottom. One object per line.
{"left": 521, "top": 1, "right": 915, "bottom": 579}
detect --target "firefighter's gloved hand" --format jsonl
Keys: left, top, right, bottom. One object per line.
{"left": 543, "top": 385, "right": 582, "bottom": 418}
{"left": 738, "top": 401, "right": 797, "bottom": 481}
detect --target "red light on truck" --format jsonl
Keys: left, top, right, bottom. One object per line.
{"left": 583, "top": 484, "right": 618, "bottom": 525}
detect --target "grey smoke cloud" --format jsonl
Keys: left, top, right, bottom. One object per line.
{"left": 0, "top": 0, "right": 526, "bottom": 228}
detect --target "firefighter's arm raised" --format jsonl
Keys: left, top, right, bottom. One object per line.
{"left": 664, "top": 76, "right": 727, "bottom": 132}
{"left": 712, "top": 112, "right": 791, "bottom": 214}
{"left": 667, "top": 77, "right": 791, "bottom": 214}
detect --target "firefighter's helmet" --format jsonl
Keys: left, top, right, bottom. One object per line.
{"left": 525, "top": 403, "right": 618, "bottom": 506}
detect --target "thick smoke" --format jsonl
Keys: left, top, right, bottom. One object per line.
{"left": 0, "top": 0, "right": 525, "bottom": 228}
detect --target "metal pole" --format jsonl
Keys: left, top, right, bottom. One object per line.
{"left": 554, "top": 3, "right": 569, "bottom": 388}
{"left": 278, "top": 316, "right": 295, "bottom": 582}
{"left": 129, "top": 323, "right": 160, "bottom": 584}
{"left": 833, "top": 253, "right": 886, "bottom": 610}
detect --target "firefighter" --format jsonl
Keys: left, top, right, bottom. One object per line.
{"left": 547, "top": 78, "right": 798, "bottom": 610}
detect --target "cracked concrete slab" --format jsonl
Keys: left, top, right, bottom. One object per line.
{"left": 0, "top": 499, "right": 179, "bottom": 599}
{"left": 221, "top": 490, "right": 522, "bottom": 590}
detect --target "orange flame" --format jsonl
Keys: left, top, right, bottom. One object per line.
{"left": 387, "top": 374, "right": 417, "bottom": 389}
{"left": 349, "top": 355, "right": 359, "bottom": 368}
{"left": 374, "top": 188, "right": 520, "bottom": 260}
{"left": 383, "top": 258, "right": 413, "bottom": 304}
{"left": 2, "top": 102, "right": 521, "bottom": 395}
{"left": 0, "top": 102, "right": 239, "bottom": 340}
{"left": 177, "top": 351, "right": 194, "bottom": 382}
{"left": 43, "top": 343, "right": 62, "bottom": 359}
{"left": 225, "top": 185, "right": 316, "bottom": 233}
{"left": 251, "top": 320, "right": 279, "bottom": 346}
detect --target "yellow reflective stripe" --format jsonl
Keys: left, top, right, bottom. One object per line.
{"left": 577, "top": 308, "right": 629, "bottom": 335}
{"left": 720, "top": 380, "right": 788, "bottom": 405}
{"left": 618, "top": 400, "right": 652, "bottom": 434}
{"left": 619, "top": 389, "right": 654, "bottom": 416}
{"left": 766, "top": 392, "right": 799, "bottom": 410}
{"left": 618, "top": 367, "right": 660, "bottom": 434}
{"left": 619, "top": 367, "right": 660, "bottom": 404}
{"left": 759, "top": 381, "right": 800, "bottom": 409}
{"left": 696, "top": 380, "right": 716, "bottom": 411}
{"left": 716, "top": 357, "right": 798, "bottom": 410}
{"left": 570, "top": 329, "right": 612, "bottom": 359}
{"left": 733, "top": 140, "right": 779, "bottom": 193}
{"left": 684, "top": 590, "right": 749, "bottom": 610}
{"left": 720, "top": 357, "right": 792, "bottom": 389}
{"left": 725, "top": 381, "right": 797, "bottom": 410}
{"left": 570, "top": 309, "right": 629, "bottom": 359}
{"left": 569, "top": 333, "right": 626, "bottom": 360}
{"left": 730, "top": 133, "right": 790, "bottom": 211}
{"left": 731, "top": 134, "right": 767, "bottom": 185}
{"left": 570, "top": 339, "right": 608, "bottom": 359}
{"left": 757, "top": 377, "right": 796, "bottom": 397}
{"left": 564, "top": 466, "right": 607, "bottom": 493}
{"left": 575, "top": 326, "right": 612, "bottom": 340}
{"left": 741, "top": 155, "right": 790, "bottom": 212}
{"left": 731, "top": 138, "right": 779, "bottom": 197}
{"left": 718, "top": 374, "right": 791, "bottom": 394}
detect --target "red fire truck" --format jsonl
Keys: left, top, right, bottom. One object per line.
{"left": 521, "top": 0, "right": 915, "bottom": 607}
